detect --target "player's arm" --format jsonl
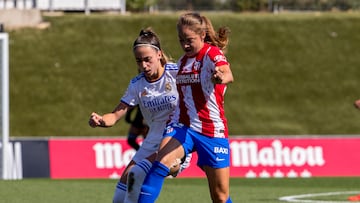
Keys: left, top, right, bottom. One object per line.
{"left": 212, "top": 64, "right": 234, "bottom": 84}
{"left": 89, "top": 102, "right": 129, "bottom": 128}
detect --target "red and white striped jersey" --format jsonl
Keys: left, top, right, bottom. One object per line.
{"left": 172, "top": 43, "right": 230, "bottom": 138}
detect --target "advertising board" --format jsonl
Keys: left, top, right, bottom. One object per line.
{"left": 47, "top": 136, "right": 360, "bottom": 179}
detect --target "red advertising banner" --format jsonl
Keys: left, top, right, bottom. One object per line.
{"left": 49, "top": 138, "right": 137, "bottom": 179}
{"left": 228, "top": 137, "right": 360, "bottom": 178}
{"left": 48, "top": 136, "right": 360, "bottom": 179}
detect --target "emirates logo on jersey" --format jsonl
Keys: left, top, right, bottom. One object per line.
{"left": 165, "top": 82, "right": 172, "bottom": 92}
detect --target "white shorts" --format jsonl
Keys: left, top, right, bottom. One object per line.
{"left": 131, "top": 140, "right": 159, "bottom": 163}
{"left": 131, "top": 121, "right": 166, "bottom": 163}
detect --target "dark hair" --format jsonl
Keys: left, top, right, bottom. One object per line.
{"left": 133, "top": 28, "right": 161, "bottom": 50}
{"left": 133, "top": 28, "right": 168, "bottom": 65}
{"left": 177, "top": 12, "right": 230, "bottom": 52}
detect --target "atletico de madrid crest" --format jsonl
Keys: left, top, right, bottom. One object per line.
{"left": 193, "top": 61, "right": 201, "bottom": 71}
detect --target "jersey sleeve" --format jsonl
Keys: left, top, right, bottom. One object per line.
{"left": 206, "top": 46, "right": 229, "bottom": 67}
{"left": 120, "top": 75, "right": 141, "bottom": 107}
{"left": 164, "top": 62, "right": 179, "bottom": 78}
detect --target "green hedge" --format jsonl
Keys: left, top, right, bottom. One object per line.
{"left": 8, "top": 12, "right": 360, "bottom": 137}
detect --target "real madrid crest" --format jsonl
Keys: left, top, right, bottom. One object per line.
{"left": 165, "top": 82, "right": 172, "bottom": 92}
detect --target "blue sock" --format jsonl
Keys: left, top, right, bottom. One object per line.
{"left": 112, "top": 182, "right": 126, "bottom": 203}
{"left": 226, "top": 196, "right": 232, "bottom": 203}
{"left": 138, "top": 161, "right": 170, "bottom": 203}
{"left": 125, "top": 159, "right": 152, "bottom": 203}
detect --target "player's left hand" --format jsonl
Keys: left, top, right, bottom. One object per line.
{"left": 211, "top": 67, "right": 223, "bottom": 84}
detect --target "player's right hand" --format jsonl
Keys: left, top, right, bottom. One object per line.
{"left": 89, "top": 112, "right": 104, "bottom": 128}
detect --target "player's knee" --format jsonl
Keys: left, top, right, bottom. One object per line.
{"left": 128, "top": 159, "right": 152, "bottom": 181}
{"left": 156, "top": 154, "right": 170, "bottom": 166}
{"left": 157, "top": 151, "right": 180, "bottom": 168}
{"left": 168, "top": 163, "right": 180, "bottom": 175}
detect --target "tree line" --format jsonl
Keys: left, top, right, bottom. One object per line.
{"left": 126, "top": 0, "right": 360, "bottom": 12}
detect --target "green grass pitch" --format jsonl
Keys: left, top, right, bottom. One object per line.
{"left": 0, "top": 177, "right": 359, "bottom": 202}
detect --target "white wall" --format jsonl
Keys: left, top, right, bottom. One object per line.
{"left": 0, "top": 0, "right": 125, "bottom": 11}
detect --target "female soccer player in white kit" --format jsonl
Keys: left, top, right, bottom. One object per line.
{"left": 89, "top": 28, "right": 187, "bottom": 203}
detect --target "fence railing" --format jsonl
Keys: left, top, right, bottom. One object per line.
{"left": 0, "top": 0, "right": 126, "bottom": 14}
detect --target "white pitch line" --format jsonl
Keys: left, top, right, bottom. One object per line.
{"left": 279, "top": 191, "right": 360, "bottom": 203}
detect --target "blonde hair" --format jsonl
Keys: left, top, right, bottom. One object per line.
{"left": 177, "top": 12, "right": 230, "bottom": 52}
{"left": 133, "top": 28, "right": 169, "bottom": 66}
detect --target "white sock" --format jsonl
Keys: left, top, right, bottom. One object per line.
{"left": 113, "top": 181, "right": 127, "bottom": 203}
{"left": 124, "top": 159, "right": 152, "bottom": 203}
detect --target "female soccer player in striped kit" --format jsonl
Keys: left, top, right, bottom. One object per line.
{"left": 89, "top": 28, "right": 189, "bottom": 203}
{"left": 138, "top": 12, "right": 234, "bottom": 203}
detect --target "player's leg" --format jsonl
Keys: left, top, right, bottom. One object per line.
{"left": 138, "top": 124, "right": 193, "bottom": 202}
{"left": 113, "top": 181, "right": 127, "bottom": 203}
{"left": 113, "top": 160, "right": 136, "bottom": 203}
{"left": 203, "top": 166, "right": 232, "bottom": 203}
{"left": 127, "top": 126, "right": 141, "bottom": 150}
{"left": 124, "top": 127, "right": 163, "bottom": 203}
{"left": 127, "top": 133, "right": 140, "bottom": 150}
{"left": 116, "top": 132, "right": 159, "bottom": 203}
{"left": 138, "top": 136, "right": 185, "bottom": 202}
{"left": 169, "top": 152, "right": 192, "bottom": 177}
{"left": 124, "top": 153, "right": 156, "bottom": 203}
{"left": 196, "top": 134, "right": 232, "bottom": 203}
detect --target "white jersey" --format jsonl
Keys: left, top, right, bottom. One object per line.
{"left": 121, "top": 63, "right": 178, "bottom": 161}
